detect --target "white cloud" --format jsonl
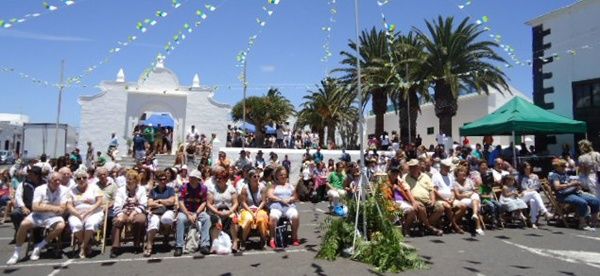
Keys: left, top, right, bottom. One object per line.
{"left": 260, "top": 65, "right": 276, "bottom": 73}
{"left": 0, "top": 29, "right": 91, "bottom": 42}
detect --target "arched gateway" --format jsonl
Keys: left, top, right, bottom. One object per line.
{"left": 78, "top": 61, "right": 232, "bottom": 158}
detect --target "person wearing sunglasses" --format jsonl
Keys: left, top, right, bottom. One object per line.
{"left": 67, "top": 169, "right": 104, "bottom": 258}
{"left": 145, "top": 171, "right": 177, "bottom": 257}
{"left": 238, "top": 169, "right": 269, "bottom": 249}
{"left": 267, "top": 166, "right": 300, "bottom": 249}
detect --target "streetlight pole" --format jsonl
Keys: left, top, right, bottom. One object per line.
{"left": 242, "top": 59, "right": 247, "bottom": 150}
{"left": 53, "top": 60, "right": 65, "bottom": 158}
{"left": 351, "top": 0, "right": 369, "bottom": 251}
{"left": 406, "top": 63, "right": 411, "bottom": 144}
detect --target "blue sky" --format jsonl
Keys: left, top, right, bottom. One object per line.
{"left": 0, "top": 0, "right": 577, "bottom": 127}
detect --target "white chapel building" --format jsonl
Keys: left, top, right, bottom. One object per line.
{"left": 78, "top": 60, "right": 232, "bottom": 156}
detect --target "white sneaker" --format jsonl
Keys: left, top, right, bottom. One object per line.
{"left": 475, "top": 228, "right": 485, "bottom": 236}
{"left": 30, "top": 245, "right": 43, "bottom": 261}
{"left": 6, "top": 251, "right": 21, "bottom": 265}
{"left": 582, "top": 226, "right": 597, "bottom": 232}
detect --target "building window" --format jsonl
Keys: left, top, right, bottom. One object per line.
{"left": 573, "top": 78, "right": 600, "bottom": 149}
{"left": 4, "top": 140, "right": 8, "bottom": 151}
{"left": 427, "top": 127, "right": 434, "bottom": 135}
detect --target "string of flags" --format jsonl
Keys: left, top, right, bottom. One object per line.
{"left": 0, "top": 0, "right": 80, "bottom": 29}
{"left": 140, "top": 2, "right": 219, "bottom": 83}
{"left": 65, "top": 0, "right": 188, "bottom": 86}
{"left": 320, "top": 0, "right": 337, "bottom": 62}
{"left": 235, "top": 0, "right": 282, "bottom": 85}
{"left": 0, "top": 66, "right": 89, "bottom": 88}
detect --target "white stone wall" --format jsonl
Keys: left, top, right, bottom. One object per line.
{"left": 219, "top": 147, "right": 362, "bottom": 185}
{"left": 185, "top": 90, "right": 232, "bottom": 149}
{"left": 78, "top": 83, "right": 128, "bottom": 160}
{"left": 366, "top": 87, "right": 527, "bottom": 146}
{"left": 528, "top": 1, "right": 600, "bottom": 153}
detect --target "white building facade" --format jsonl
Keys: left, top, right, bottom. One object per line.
{"left": 527, "top": 0, "right": 600, "bottom": 153}
{"left": 366, "top": 85, "right": 529, "bottom": 147}
{"left": 0, "top": 113, "right": 29, "bottom": 155}
{"left": 78, "top": 60, "right": 232, "bottom": 157}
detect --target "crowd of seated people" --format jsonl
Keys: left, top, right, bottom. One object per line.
{"left": 3, "top": 135, "right": 600, "bottom": 265}
{"left": 3, "top": 149, "right": 303, "bottom": 265}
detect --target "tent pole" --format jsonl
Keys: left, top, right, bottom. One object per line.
{"left": 512, "top": 130, "right": 517, "bottom": 168}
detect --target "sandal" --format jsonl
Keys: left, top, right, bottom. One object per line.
{"left": 269, "top": 239, "right": 277, "bottom": 249}
{"left": 143, "top": 246, "right": 152, "bottom": 257}
{"left": 292, "top": 240, "right": 300, "bottom": 246}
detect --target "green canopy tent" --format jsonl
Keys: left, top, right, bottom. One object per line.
{"left": 459, "top": 96, "right": 587, "bottom": 166}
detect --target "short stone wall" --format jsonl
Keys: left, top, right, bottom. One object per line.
{"left": 218, "top": 147, "right": 362, "bottom": 184}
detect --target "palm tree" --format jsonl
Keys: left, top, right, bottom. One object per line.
{"left": 336, "top": 27, "right": 392, "bottom": 140}
{"left": 297, "top": 78, "right": 358, "bottom": 148}
{"left": 415, "top": 16, "right": 509, "bottom": 138}
{"left": 388, "top": 31, "right": 431, "bottom": 144}
{"left": 231, "top": 88, "right": 295, "bottom": 147}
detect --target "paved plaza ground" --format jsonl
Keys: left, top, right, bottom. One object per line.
{"left": 0, "top": 199, "right": 598, "bottom": 276}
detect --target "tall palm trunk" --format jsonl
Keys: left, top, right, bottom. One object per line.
{"left": 326, "top": 124, "right": 336, "bottom": 147}
{"left": 318, "top": 128, "right": 326, "bottom": 148}
{"left": 408, "top": 88, "right": 419, "bottom": 143}
{"left": 255, "top": 129, "right": 265, "bottom": 147}
{"left": 397, "top": 95, "right": 409, "bottom": 144}
{"left": 372, "top": 88, "right": 388, "bottom": 139}
{"left": 434, "top": 82, "right": 457, "bottom": 138}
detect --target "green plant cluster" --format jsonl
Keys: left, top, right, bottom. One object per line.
{"left": 316, "top": 181, "right": 426, "bottom": 272}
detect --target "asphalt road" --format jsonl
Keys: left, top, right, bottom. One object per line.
{"left": 0, "top": 201, "right": 598, "bottom": 275}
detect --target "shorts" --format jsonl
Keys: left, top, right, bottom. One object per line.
{"left": 25, "top": 213, "right": 64, "bottom": 229}
{"left": 456, "top": 193, "right": 481, "bottom": 208}
{"left": 269, "top": 207, "right": 298, "bottom": 220}
{"left": 238, "top": 209, "right": 269, "bottom": 227}
{"left": 147, "top": 210, "right": 176, "bottom": 231}
{"left": 69, "top": 211, "right": 104, "bottom": 232}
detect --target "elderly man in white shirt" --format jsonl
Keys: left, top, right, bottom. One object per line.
{"left": 58, "top": 167, "right": 76, "bottom": 189}
{"left": 492, "top": 158, "right": 510, "bottom": 185}
{"left": 7, "top": 172, "right": 68, "bottom": 265}
{"left": 430, "top": 159, "right": 467, "bottom": 234}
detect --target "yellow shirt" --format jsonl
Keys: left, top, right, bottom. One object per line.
{"left": 403, "top": 173, "right": 434, "bottom": 205}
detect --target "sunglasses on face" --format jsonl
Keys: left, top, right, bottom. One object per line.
{"left": 76, "top": 177, "right": 88, "bottom": 181}
{"left": 159, "top": 178, "right": 167, "bottom": 181}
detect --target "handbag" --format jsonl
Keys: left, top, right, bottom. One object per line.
{"left": 151, "top": 205, "right": 167, "bottom": 216}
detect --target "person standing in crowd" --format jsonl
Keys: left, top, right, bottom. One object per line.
{"left": 108, "top": 133, "right": 119, "bottom": 160}
{"left": 234, "top": 150, "right": 251, "bottom": 170}
{"left": 187, "top": 125, "right": 199, "bottom": 144}
{"left": 380, "top": 131, "right": 390, "bottom": 151}
{"left": 415, "top": 134, "right": 422, "bottom": 147}
{"left": 577, "top": 139, "right": 600, "bottom": 201}
{"left": 312, "top": 147, "right": 324, "bottom": 165}
{"left": 7, "top": 173, "right": 67, "bottom": 265}
{"left": 132, "top": 131, "right": 146, "bottom": 162}
{"left": 282, "top": 155, "right": 291, "bottom": 174}
{"left": 144, "top": 125, "right": 156, "bottom": 154}
{"left": 340, "top": 148, "right": 351, "bottom": 163}
{"left": 86, "top": 142, "right": 95, "bottom": 169}
{"left": 254, "top": 150, "right": 266, "bottom": 169}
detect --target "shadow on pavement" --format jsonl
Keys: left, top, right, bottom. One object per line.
{"left": 311, "top": 262, "right": 327, "bottom": 276}
{"left": 463, "top": 266, "right": 481, "bottom": 273}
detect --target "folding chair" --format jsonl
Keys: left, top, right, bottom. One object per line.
{"left": 540, "top": 179, "right": 575, "bottom": 227}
